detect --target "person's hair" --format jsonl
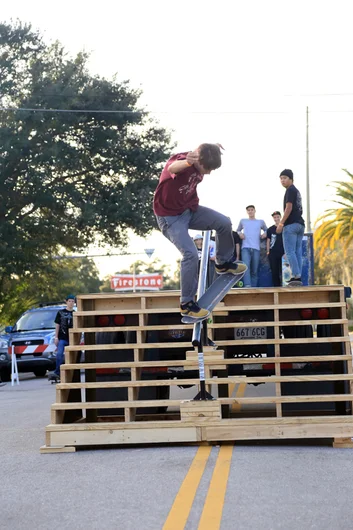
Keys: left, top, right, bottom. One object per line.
{"left": 272, "top": 211, "right": 281, "bottom": 217}
{"left": 246, "top": 205, "right": 255, "bottom": 210}
{"left": 198, "top": 143, "right": 222, "bottom": 171}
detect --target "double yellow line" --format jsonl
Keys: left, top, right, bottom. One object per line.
{"left": 163, "top": 444, "right": 234, "bottom": 530}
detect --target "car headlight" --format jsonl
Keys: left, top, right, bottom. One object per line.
{"left": 0, "top": 339, "right": 8, "bottom": 349}
{"left": 48, "top": 334, "right": 56, "bottom": 344}
{"left": 0, "top": 353, "right": 8, "bottom": 361}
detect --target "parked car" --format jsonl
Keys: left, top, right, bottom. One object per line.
{"left": 0, "top": 334, "right": 10, "bottom": 374}
{"left": 0, "top": 304, "right": 65, "bottom": 381}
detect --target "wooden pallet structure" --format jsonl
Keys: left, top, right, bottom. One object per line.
{"left": 41, "top": 285, "right": 353, "bottom": 453}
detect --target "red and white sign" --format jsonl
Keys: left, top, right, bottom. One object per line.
{"left": 110, "top": 274, "right": 163, "bottom": 291}
{"left": 8, "top": 344, "right": 56, "bottom": 355}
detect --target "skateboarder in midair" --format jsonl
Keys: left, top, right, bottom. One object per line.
{"left": 153, "top": 143, "right": 247, "bottom": 320}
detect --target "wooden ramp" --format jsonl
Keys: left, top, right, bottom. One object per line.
{"left": 41, "top": 285, "right": 353, "bottom": 453}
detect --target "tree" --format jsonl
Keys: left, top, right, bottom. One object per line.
{"left": 1, "top": 258, "right": 102, "bottom": 324}
{"left": 0, "top": 21, "right": 173, "bottom": 300}
{"left": 314, "top": 169, "right": 353, "bottom": 262}
{"left": 314, "top": 243, "right": 353, "bottom": 287}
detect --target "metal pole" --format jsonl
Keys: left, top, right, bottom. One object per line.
{"left": 306, "top": 106, "right": 312, "bottom": 232}
{"left": 191, "top": 231, "right": 214, "bottom": 400}
{"left": 192, "top": 231, "right": 211, "bottom": 346}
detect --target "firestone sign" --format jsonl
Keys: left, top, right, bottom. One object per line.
{"left": 110, "top": 274, "right": 163, "bottom": 291}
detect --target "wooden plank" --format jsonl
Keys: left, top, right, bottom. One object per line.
{"left": 69, "top": 319, "right": 348, "bottom": 334}
{"left": 56, "top": 374, "right": 353, "bottom": 390}
{"left": 75, "top": 286, "right": 344, "bottom": 300}
{"left": 40, "top": 445, "right": 76, "bottom": 453}
{"left": 49, "top": 426, "right": 199, "bottom": 446}
{"left": 60, "top": 355, "right": 353, "bottom": 370}
{"left": 51, "top": 394, "right": 353, "bottom": 411}
{"left": 180, "top": 400, "right": 222, "bottom": 423}
{"left": 45, "top": 415, "right": 353, "bottom": 432}
{"left": 73, "top": 302, "right": 345, "bottom": 317}
{"left": 64, "top": 335, "right": 350, "bottom": 352}
{"left": 273, "top": 295, "right": 282, "bottom": 418}
{"left": 333, "top": 437, "right": 353, "bottom": 448}
{"left": 203, "top": 422, "right": 353, "bottom": 441}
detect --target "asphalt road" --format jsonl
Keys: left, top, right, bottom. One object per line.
{"left": 2, "top": 374, "right": 353, "bottom": 530}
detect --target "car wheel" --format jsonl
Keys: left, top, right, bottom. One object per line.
{"left": 34, "top": 369, "right": 47, "bottom": 377}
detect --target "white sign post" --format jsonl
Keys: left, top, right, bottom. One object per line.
{"left": 11, "top": 346, "right": 19, "bottom": 386}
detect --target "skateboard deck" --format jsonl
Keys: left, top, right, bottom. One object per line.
{"left": 181, "top": 270, "right": 246, "bottom": 324}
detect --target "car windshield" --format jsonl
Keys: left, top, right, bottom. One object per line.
{"left": 14, "top": 309, "right": 60, "bottom": 332}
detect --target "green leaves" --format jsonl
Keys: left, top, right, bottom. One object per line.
{"left": 315, "top": 170, "right": 353, "bottom": 263}
{"left": 0, "top": 20, "right": 174, "bottom": 312}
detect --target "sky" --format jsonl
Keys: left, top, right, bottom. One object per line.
{"left": 2, "top": 0, "right": 353, "bottom": 278}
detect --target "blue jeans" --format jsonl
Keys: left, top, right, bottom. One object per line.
{"left": 282, "top": 223, "right": 305, "bottom": 278}
{"left": 156, "top": 206, "right": 234, "bottom": 303}
{"left": 54, "top": 339, "right": 69, "bottom": 376}
{"left": 242, "top": 248, "right": 260, "bottom": 287}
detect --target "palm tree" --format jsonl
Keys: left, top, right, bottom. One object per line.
{"left": 315, "top": 169, "right": 353, "bottom": 263}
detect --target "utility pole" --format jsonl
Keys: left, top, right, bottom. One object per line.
{"left": 306, "top": 106, "right": 312, "bottom": 232}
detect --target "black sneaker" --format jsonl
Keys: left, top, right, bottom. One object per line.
{"left": 48, "top": 372, "right": 60, "bottom": 383}
{"left": 287, "top": 277, "right": 303, "bottom": 287}
{"left": 215, "top": 261, "right": 247, "bottom": 275}
{"left": 180, "top": 301, "right": 210, "bottom": 320}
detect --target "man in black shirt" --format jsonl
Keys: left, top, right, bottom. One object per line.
{"left": 276, "top": 170, "right": 305, "bottom": 286}
{"left": 266, "top": 211, "right": 284, "bottom": 286}
{"left": 48, "top": 294, "right": 75, "bottom": 382}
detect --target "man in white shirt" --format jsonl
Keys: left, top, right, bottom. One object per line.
{"left": 237, "top": 205, "right": 267, "bottom": 287}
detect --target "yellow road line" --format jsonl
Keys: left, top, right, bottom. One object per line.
{"left": 198, "top": 444, "right": 234, "bottom": 530}
{"left": 163, "top": 445, "right": 212, "bottom": 530}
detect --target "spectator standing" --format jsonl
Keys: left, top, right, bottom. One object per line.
{"left": 276, "top": 169, "right": 305, "bottom": 287}
{"left": 266, "top": 211, "right": 285, "bottom": 286}
{"left": 237, "top": 205, "right": 267, "bottom": 287}
{"left": 48, "top": 294, "right": 76, "bottom": 382}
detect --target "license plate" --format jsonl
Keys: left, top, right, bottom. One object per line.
{"left": 234, "top": 327, "right": 267, "bottom": 340}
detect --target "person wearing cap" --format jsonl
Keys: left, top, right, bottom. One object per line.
{"left": 193, "top": 233, "right": 216, "bottom": 261}
{"left": 276, "top": 170, "right": 305, "bottom": 287}
{"left": 266, "top": 211, "right": 285, "bottom": 286}
{"left": 48, "top": 294, "right": 76, "bottom": 382}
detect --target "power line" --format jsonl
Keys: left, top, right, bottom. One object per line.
{"left": 0, "top": 107, "right": 145, "bottom": 114}
{"left": 2, "top": 106, "right": 353, "bottom": 115}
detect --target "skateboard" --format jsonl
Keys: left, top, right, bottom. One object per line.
{"left": 181, "top": 269, "right": 246, "bottom": 324}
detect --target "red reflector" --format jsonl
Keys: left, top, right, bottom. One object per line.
{"left": 264, "top": 363, "right": 293, "bottom": 370}
{"left": 317, "top": 308, "right": 329, "bottom": 319}
{"left": 300, "top": 309, "right": 313, "bottom": 319}
{"left": 97, "top": 316, "right": 110, "bottom": 326}
{"left": 96, "top": 368, "right": 120, "bottom": 374}
{"left": 113, "top": 315, "right": 126, "bottom": 326}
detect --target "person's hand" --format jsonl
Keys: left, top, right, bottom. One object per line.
{"left": 54, "top": 337, "right": 59, "bottom": 346}
{"left": 186, "top": 150, "right": 199, "bottom": 165}
{"left": 261, "top": 233, "right": 267, "bottom": 239}
{"left": 276, "top": 224, "right": 283, "bottom": 234}
{"left": 239, "top": 233, "right": 245, "bottom": 240}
